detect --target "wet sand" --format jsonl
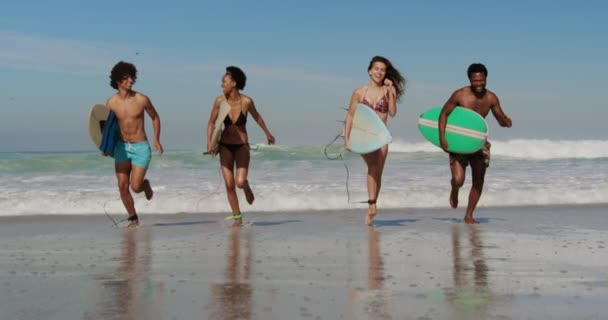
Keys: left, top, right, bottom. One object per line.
{"left": 1, "top": 205, "right": 607, "bottom": 319}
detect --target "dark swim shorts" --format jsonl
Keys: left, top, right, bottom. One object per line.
{"left": 450, "top": 141, "right": 491, "bottom": 168}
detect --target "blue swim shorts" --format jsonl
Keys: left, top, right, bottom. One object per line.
{"left": 114, "top": 141, "right": 152, "bottom": 169}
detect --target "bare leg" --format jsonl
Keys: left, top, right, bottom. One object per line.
{"left": 219, "top": 147, "right": 242, "bottom": 226}
{"left": 143, "top": 179, "right": 153, "bottom": 200}
{"left": 243, "top": 182, "right": 254, "bottom": 205}
{"left": 362, "top": 152, "right": 378, "bottom": 226}
{"left": 234, "top": 145, "right": 254, "bottom": 205}
{"left": 374, "top": 144, "right": 388, "bottom": 201}
{"left": 362, "top": 145, "right": 388, "bottom": 226}
{"left": 449, "top": 155, "right": 466, "bottom": 209}
{"left": 115, "top": 161, "right": 138, "bottom": 228}
{"left": 464, "top": 158, "right": 486, "bottom": 224}
{"left": 130, "top": 165, "right": 153, "bottom": 200}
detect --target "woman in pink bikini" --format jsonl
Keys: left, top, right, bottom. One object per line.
{"left": 344, "top": 56, "right": 406, "bottom": 226}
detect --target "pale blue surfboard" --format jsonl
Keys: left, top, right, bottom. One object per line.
{"left": 348, "top": 104, "right": 392, "bottom": 154}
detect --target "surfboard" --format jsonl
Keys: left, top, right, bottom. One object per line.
{"left": 208, "top": 101, "right": 231, "bottom": 154}
{"left": 347, "top": 104, "right": 392, "bottom": 154}
{"left": 88, "top": 104, "right": 119, "bottom": 157}
{"left": 418, "top": 106, "right": 488, "bottom": 154}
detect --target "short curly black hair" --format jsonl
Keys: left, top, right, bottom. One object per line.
{"left": 467, "top": 63, "right": 488, "bottom": 79}
{"left": 109, "top": 61, "right": 137, "bottom": 89}
{"left": 225, "top": 66, "right": 246, "bottom": 90}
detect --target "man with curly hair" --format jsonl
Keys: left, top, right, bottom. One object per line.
{"left": 438, "top": 63, "right": 512, "bottom": 224}
{"left": 105, "top": 61, "right": 163, "bottom": 227}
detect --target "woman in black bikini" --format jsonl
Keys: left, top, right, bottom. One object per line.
{"left": 207, "top": 66, "right": 275, "bottom": 225}
{"left": 344, "top": 56, "right": 406, "bottom": 226}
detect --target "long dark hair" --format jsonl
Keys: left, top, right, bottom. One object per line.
{"left": 367, "top": 56, "right": 406, "bottom": 101}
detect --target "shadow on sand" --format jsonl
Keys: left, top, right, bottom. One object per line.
{"left": 371, "top": 218, "right": 418, "bottom": 227}
{"left": 251, "top": 219, "right": 302, "bottom": 226}
{"left": 432, "top": 217, "right": 494, "bottom": 224}
{"left": 152, "top": 220, "right": 218, "bottom": 227}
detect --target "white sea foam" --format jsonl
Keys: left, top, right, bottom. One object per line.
{"left": 389, "top": 139, "right": 608, "bottom": 159}
{"left": 1, "top": 178, "right": 607, "bottom": 216}
{"left": 1, "top": 143, "right": 607, "bottom": 216}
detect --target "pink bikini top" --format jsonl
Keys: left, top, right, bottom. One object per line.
{"left": 360, "top": 86, "right": 389, "bottom": 113}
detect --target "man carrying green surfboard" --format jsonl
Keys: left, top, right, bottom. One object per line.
{"left": 438, "top": 63, "right": 512, "bottom": 224}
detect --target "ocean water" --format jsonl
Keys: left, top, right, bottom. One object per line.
{"left": 1, "top": 139, "right": 607, "bottom": 216}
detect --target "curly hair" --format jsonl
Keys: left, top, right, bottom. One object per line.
{"left": 368, "top": 56, "right": 406, "bottom": 101}
{"left": 109, "top": 61, "right": 137, "bottom": 89}
{"left": 225, "top": 66, "right": 247, "bottom": 90}
{"left": 467, "top": 63, "right": 488, "bottom": 78}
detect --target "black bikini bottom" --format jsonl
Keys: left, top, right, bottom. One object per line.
{"left": 219, "top": 142, "right": 247, "bottom": 155}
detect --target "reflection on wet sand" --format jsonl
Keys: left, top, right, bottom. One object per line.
{"left": 446, "top": 225, "right": 493, "bottom": 316}
{"left": 94, "top": 229, "right": 163, "bottom": 320}
{"left": 209, "top": 227, "right": 253, "bottom": 320}
{"left": 351, "top": 227, "right": 391, "bottom": 319}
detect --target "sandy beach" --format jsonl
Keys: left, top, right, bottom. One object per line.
{"left": 1, "top": 205, "right": 607, "bottom": 320}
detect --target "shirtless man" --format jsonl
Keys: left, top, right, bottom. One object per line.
{"left": 105, "top": 61, "right": 163, "bottom": 227}
{"left": 439, "top": 63, "right": 512, "bottom": 224}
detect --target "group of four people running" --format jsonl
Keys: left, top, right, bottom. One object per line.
{"left": 103, "top": 56, "right": 512, "bottom": 228}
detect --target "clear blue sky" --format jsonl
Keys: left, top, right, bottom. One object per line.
{"left": 1, "top": 0, "right": 607, "bottom": 151}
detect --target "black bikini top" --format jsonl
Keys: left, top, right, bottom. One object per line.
{"left": 224, "top": 111, "right": 247, "bottom": 126}
{"left": 223, "top": 98, "right": 247, "bottom": 126}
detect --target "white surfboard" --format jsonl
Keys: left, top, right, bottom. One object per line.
{"left": 347, "top": 104, "right": 392, "bottom": 154}
{"left": 88, "top": 104, "right": 110, "bottom": 148}
{"left": 208, "top": 101, "right": 231, "bottom": 153}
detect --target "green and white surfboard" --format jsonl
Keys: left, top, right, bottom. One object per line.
{"left": 418, "top": 106, "right": 488, "bottom": 154}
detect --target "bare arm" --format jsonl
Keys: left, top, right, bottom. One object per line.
{"left": 206, "top": 97, "right": 222, "bottom": 153}
{"left": 385, "top": 80, "right": 398, "bottom": 117}
{"left": 490, "top": 95, "right": 512, "bottom": 128}
{"left": 105, "top": 97, "right": 114, "bottom": 112}
{"left": 143, "top": 96, "right": 163, "bottom": 155}
{"left": 438, "top": 90, "right": 460, "bottom": 152}
{"left": 248, "top": 98, "right": 275, "bottom": 145}
{"left": 343, "top": 88, "right": 361, "bottom": 151}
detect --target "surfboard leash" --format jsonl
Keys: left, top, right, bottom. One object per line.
{"left": 324, "top": 124, "right": 375, "bottom": 205}
{"left": 102, "top": 199, "right": 128, "bottom": 228}
{"left": 195, "top": 165, "right": 224, "bottom": 212}
{"left": 323, "top": 130, "right": 361, "bottom": 204}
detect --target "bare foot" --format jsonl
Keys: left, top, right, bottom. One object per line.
{"left": 227, "top": 213, "right": 243, "bottom": 227}
{"left": 464, "top": 216, "right": 479, "bottom": 224}
{"left": 126, "top": 214, "right": 139, "bottom": 228}
{"left": 126, "top": 220, "right": 139, "bottom": 228}
{"left": 365, "top": 204, "right": 377, "bottom": 226}
{"left": 143, "top": 179, "right": 153, "bottom": 200}
{"left": 244, "top": 184, "right": 255, "bottom": 205}
{"left": 449, "top": 189, "right": 459, "bottom": 209}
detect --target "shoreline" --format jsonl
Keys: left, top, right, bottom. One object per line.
{"left": 1, "top": 205, "right": 607, "bottom": 319}
{"left": 2, "top": 201, "right": 607, "bottom": 217}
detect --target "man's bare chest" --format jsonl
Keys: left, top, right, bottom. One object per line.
{"left": 114, "top": 102, "right": 144, "bottom": 119}
{"left": 459, "top": 96, "right": 491, "bottom": 114}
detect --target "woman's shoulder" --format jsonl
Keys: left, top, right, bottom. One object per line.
{"left": 240, "top": 94, "right": 254, "bottom": 105}
{"left": 213, "top": 95, "right": 226, "bottom": 104}
{"left": 351, "top": 85, "right": 367, "bottom": 98}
